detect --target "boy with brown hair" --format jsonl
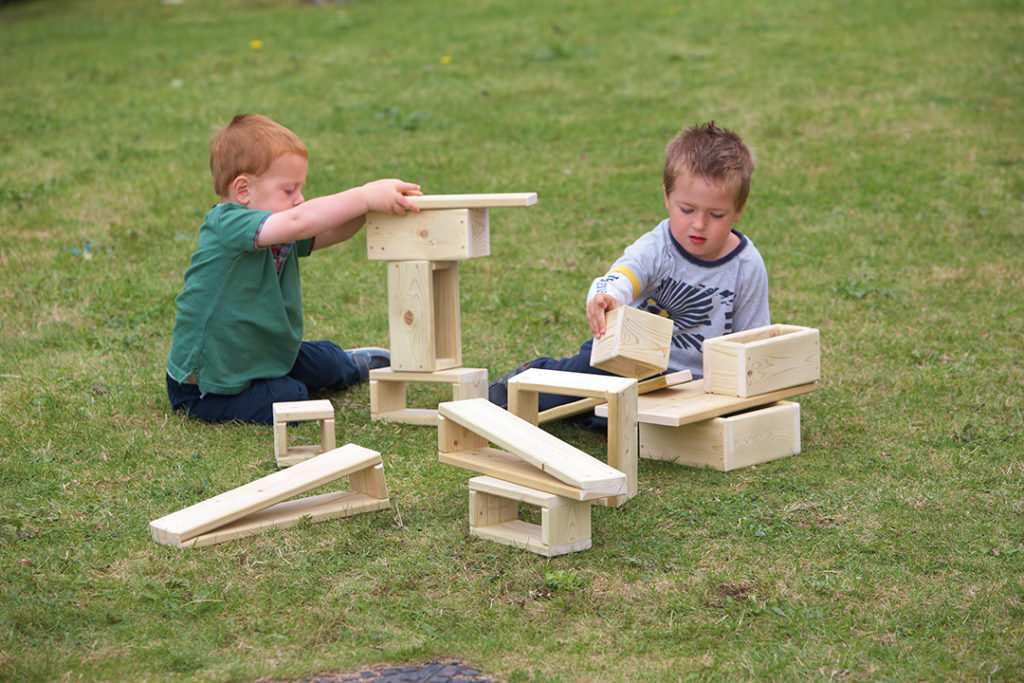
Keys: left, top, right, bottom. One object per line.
{"left": 489, "top": 121, "right": 770, "bottom": 415}
{"left": 167, "top": 113, "right": 422, "bottom": 425}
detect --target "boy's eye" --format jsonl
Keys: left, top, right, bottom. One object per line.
{"left": 679, "top": 207, "right": 694, "bottom": 214}
{"left": 711, "top": 213, "right": 725, "bottom": 219}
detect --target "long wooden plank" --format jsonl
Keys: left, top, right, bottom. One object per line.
{"left": 408, "top": 193, "right": 538, "bottom": 210}
{"left": 150, "top": 444, "right": 381, "bottom": 546}
{"left": 440, "top": 447, "right": 620, "bottom": 501}
{"left": 594, "top": 379, "right": 818, "bottom": 426}
{"left": 181, "top": 489, "right": 390, "bottom": 548}
{"left": 437, "top": 399, "right": 625, "bottom": 493}
{"left": 510, "top": 368, "right": 637, "bottom": 399}
{"left": 537, "top": 370, "right": 692, "bottom": 424}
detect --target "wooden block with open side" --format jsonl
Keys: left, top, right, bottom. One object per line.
{"left": 388, "top": 260, "right": 461, "bottom": 372}
{"left": 507, "top": 368, "right": 639, "bottom": 507}
{"left": 366, "top": 193, "right": 537, "bottom": 262}
{"left": 469, "top": 475, "right": 591, "bottom": 557}
{"left": 590, "top": 306, "right": 675, "bottom": 379}
{"left": 641, "top": 401, "right": 802, "bottom": 471}
{"left": 369, "top": 366, "right": 487, "bottom": 426}
{"left": 437, "top": 398, "right": 626, "bottom": 502}
{"left": 702, "top": 324, "right": 820, "bottom": 397}
{"left": 273, "top": 399, "right": 336, "bottom": 467}
{"left": 149, "top": 444, "right": 391, "bottom": 548}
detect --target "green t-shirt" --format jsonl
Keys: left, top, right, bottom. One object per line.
{"left": 167, "top": 203, "right": 314, "bottom": 395}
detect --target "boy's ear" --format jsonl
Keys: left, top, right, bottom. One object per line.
{"left": 230, "top": 174, "right": 251, "bottom": 206}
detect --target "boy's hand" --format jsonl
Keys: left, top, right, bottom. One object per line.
{"left": 586, "top": 293, "right": 619, "bottom": 338}
{"left": 363, "top": 179, "right": 423, "bottom": 215}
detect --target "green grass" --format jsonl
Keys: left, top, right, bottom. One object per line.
{"left": 1, "top": 0, "right": 1022, "bottom": 680}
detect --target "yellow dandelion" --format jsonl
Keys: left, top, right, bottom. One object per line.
{"left": 440, "top": 55, "right": 452, "bottom": 65}
{"left": 249, "top": 39, "right": 264, "bottom": 51}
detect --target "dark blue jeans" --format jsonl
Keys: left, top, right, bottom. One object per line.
{"left": 167, "top": 341, "right": 360, "bottom": 425}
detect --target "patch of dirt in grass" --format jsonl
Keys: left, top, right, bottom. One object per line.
{"left": 264, "top": 656, "right": 495, "bottom": 682}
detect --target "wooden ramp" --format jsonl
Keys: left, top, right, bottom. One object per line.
{"left": 437, "top": 398, "right": 626, "bottom": 502}
{"left": 150, "top": 444, "right": 391, "bottom": 548}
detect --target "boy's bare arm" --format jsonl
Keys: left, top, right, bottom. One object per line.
{"left": 257, "top": 179, "right": 421, "bottom": 247}
{"left": 586, "top": 293, "right": 620, "bottom": 338}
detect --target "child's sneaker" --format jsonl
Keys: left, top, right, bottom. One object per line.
{"left": 349, "top": 347, "right": 390, "bottom": 381}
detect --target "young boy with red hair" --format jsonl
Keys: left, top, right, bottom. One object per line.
{"left": 167, "top": 114, "right": 422, "bottom": 424}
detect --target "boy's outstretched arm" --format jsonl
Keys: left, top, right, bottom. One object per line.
{"left": 257, "top": 179, "right": 422, "bottom": 248}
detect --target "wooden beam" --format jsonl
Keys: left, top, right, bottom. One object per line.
{"left": 536, "top": 369, "right": 691, "bottom": 424}
{"left": 407, "top": 193, "right": 538, "bottom": 210}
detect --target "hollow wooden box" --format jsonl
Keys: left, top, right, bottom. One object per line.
{"left": 702, "top": 324, "right": 820, "bottom": 398}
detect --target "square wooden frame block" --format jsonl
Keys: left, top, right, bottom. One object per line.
{"left": 273, "top": 399, "right": 336, "bottom": 467}
{"left": 640, "top": 401, "right": 801, "bottom": 471}
{"left": 469, "top": 475, "right": 591, "bottom": 557}
{"left": 507, "top": 368, "right": 638, "bottom": 507}
{"left": 703, "top": 324, "right": 820, "bottom": 398}
{"left": 369, "top": 366, "right": 487, "bottom": 426}
{"left": 150, "top": 444, "right": 391, "bottom": 548}
{"left": 590, "top": 306, "right": 675, "bottom": 379}
{"left": 387, "top": 260, "right": 461, "bottom": 372}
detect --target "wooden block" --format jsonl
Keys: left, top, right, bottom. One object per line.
{"left": 590, "top": 307, "right": 675, "bottom": 379}
{"left": 508, "top": 368, "right": 638, "bottom": 507}
{"left": 703, "top": 324, "right": 820, "bottom": 397}
{"left": 437, "top": 398, "right": 627, "bottom": 501}
{"left": 369, "top": 367, "right": 487, "bottom": 426}
{"left": 366, "top": 208, "right": 489, "bottom": 261}
{"left": 468, "top": 476, "right": 591, "bottom": 557}
{"left": 596, "top": 378, "right": 818, "bottom": 427}
{"left": 407, "top": 193, "right": 538, "bottom": 210}
{"left": 387, "top": 260, "right": 461, "bottom": 372}
{"left": 640, "top": 401, "right": 801, "bottom": 471}
{"left": 272, "top": 400, "right": 336, "bottom": 467}
{"left": 150, "top": 444, "right": 389, "bottom": 548}
{"left": 536, "top": 369, "right": 692, "bottom": 424}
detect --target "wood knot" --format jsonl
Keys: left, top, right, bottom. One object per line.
{"left": 403, "top": 311, "right": 415, "bottom": 325}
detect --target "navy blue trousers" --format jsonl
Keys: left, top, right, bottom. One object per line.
{"left": 167, "top": 340, "right": 360, "bottom": 425}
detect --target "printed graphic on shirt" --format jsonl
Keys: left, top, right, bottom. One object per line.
{"left": 638, "top": 277, "right": 736, "bottom": 352}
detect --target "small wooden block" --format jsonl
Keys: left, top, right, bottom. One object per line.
{"left": 388, "top": 260, "right": 461, "bottom": 372}
{"left": 369, "top": 366, "right": 487, "bottom": 426}
{"left": 150, "top": 444, "right": 390, "bottom": 548}
{"left": 468, "top": 475, "right": 591, "bottom": 557}
{"left": 437, "top": 398, "right": 627, "bottom": 501}
{"left": 272, "top": 400, "right": 336, "bottom": 467}
{"left": 590, "top": 307, "right": 675, "bottom": 379}
{"left": 366, "top": 208, "right": 489, "bottom": 261}
{"left": 703, "top": 324, "right": 820, "bottom": 397}
{"left": 508, "top": 368, "right": 638, "bottom": 507}
{"left": 640, "top": 401, "right": 801, "bottom": 471}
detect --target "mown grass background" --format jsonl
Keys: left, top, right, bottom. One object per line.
{"left": 1, "top": 0, "right": 1022, "bottom": 680}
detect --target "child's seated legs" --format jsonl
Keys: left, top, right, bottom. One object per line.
{"left": 167, "top": 341, "right": 390, "bottom": 425}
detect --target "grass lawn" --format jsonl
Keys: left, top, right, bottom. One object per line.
{"left": 1, "top": 0, "right": 1022, "bottom": 680}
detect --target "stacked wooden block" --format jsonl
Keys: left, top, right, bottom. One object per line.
{"left": 438, "top": 398, "right": 626, "bottom": 557}
{"left": 367, "top": 194, "right": 537, "bottom": 426}
{"left": 596, "top": 324, "right": 820, "bottom": 471}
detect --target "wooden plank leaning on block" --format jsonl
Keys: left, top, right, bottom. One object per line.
{"left": 437, "top": 398, "right": 626, "bottom": 502}
{"left": 149, "top": 444, "right": 390, "bottom": 549}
